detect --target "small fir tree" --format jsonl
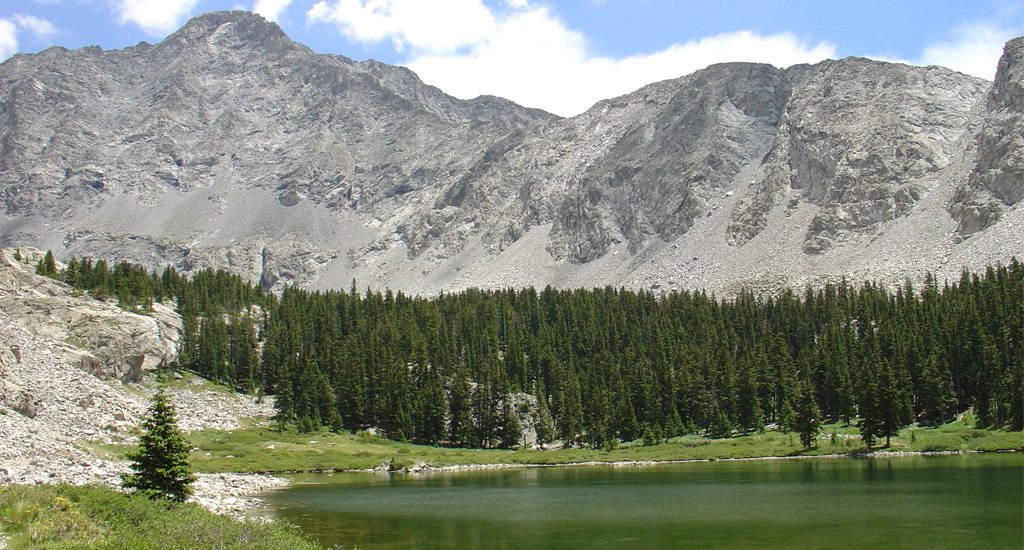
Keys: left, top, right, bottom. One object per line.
{"left": 35, "top": 250, "right": 58, "bottom": 278}
{"left": 122, "top": 388, "right": 196, "bottom": 502}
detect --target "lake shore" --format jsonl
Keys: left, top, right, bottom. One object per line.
{"left": 278, "top": 448, "right": 1015, "bottom": 476}
{"left": 0, "top": 456, "right": 290, "bottom": 521}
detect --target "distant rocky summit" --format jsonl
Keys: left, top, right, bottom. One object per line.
{"left": 1, "top": 11, "right": 1021, "bottom": 294}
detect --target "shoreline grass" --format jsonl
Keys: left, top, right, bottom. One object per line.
{"left": 0, "top": 484, "right": 320, "bottom": 549}
{"left": 89, "top": 411, "right": 1022, "bottom": 475}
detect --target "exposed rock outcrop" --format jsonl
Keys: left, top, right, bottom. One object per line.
{"left": 951, "top": 37, "right": 1024, "bottom": 236}
{"left": 0, "top": 248, "right": 179, "bottom": 381}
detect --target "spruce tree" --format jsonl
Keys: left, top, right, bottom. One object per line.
{"left": 35, "top": 250, "right": 58, "bottom": 278}
{"left": 122, "top": 388, "right": 196, "bottom": 502}
{"left": 795, "top": 379, "right": 821, "bottom": 449}
{"left": 534, "top": 388, "right": 555, "bottom": 447}
{"left": 448, "top": 371, "right": 475, "bottom": 447}
{"left": 499, "top": 399, "right": 523, "bottom": 449}
{"left": 878, "top": 360, "right": 909, "bottom": 447}
{"left": 858, "top": 359, "right": 882, "bottom": 449}
{"left": 919, "top": 351, "right": 956, "bottom": 423}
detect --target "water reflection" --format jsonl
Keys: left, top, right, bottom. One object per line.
{"left": 263, "top": 454, "right": 1023, "bottom": 550}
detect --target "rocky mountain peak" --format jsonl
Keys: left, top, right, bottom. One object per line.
{"left": 991, "top": 37, "right": 1023, "bottom": 112}
{"left": 161, "top": 10, "right": 295, "bottom": 53}
{"left": 0, "top": 15, "right": 1020, "bottom": 296}
{"left": 948, "top": 37, "right": 1024, "bottom": 237}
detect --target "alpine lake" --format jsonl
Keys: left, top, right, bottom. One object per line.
{"left": 254, "top": 452, "right": 1023, "bottom": 549}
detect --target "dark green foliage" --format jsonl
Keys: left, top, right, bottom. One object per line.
{"left": 122, "top": 388, "right": 196, "bottom": 502}
{"left": 796, "top": 379, "right": 821, "bottom": 449}
{"left": 919, "top": 350, "right": 957, "bottom": 423}
{"left": 35, "top": 250, "right": 58, "bottom": 278}
{"left": 534, "top": 389, "right": 555, "bottom": 447}
{"left": 877, "top": 360, "right": 912, "bottom": 447}
{"left": 448, "top": 371, "right": 476, "bottom": 447}
{"left": 858, "top": 354, "right": 882, "bottom": 449}
{"left": 44, "top": 250, "right": 1024, "bottom": 450}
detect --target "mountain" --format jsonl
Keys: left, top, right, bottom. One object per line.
{"left": 1, "top": 11, "right": 1021, "bottom": 294}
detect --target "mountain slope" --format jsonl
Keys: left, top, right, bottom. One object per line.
{"left": 1, "top": 12, "right": 1020, "bottom": 294}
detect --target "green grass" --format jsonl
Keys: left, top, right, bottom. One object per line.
{"left": 130, "top": 414, "right": 1019, "bottom": 474}
{"left": 160, "top": 372, "right": 239, "bottom": 396}
{"left": 91, "top": 411, "right": 1021, "bottom": 475}
{"left": 63, "top": 336, "right": 88, "bottom": 349}
{"left": 0, "top": 484, "right": 322, "bottom": 549}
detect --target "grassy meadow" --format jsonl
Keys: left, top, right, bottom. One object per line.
{"left": 150, "top": 411, "right": 1024, "bottom": 474}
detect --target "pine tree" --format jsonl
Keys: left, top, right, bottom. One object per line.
{"left": 737, "top": 366, "right": 764, "bottom": 433}
{"left": 795, "top": 379, "right": 821, "bottom": 449}
{"left": 534, "top": 388, "right": 555, "bottom": 448}
{"left": 35, "top": 250, "right": 58, "bottom": 278}
{"left": 919, "top": 350, "right": 956, "bottom": 423}
{"left": 557, "top": 368, "right": 585, "bottom": 445}
{"left": 498, "top": 399, "right": 522, "bottom": 449}
{"left": 878, "top": 360, "right": 909, "bottom": 447}
{"left": 708, "top": 406, "right": 733, "bottom": 438}
{"left": 448, "top": 370, "right": 475, "bottom": 447}
{"left": 779, "top": 401, "right": 797, "bottom": 433}
{"left": 858, "top": 357, "right": 882, "bottom": 449}
{"left": 122, "top": 388, "right": 196, "bottom": 502}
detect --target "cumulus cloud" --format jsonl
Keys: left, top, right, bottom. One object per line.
{"left": 308, "top": 1, "right": 834, "bottom": 116}
{"left": 253, "top": 0, "right": 293, "bottom": 22}
{"left": 110, "top": 0, "right": 199, "bottom": 36}
{"left": 0, "top": 19, "right": 17, "bottom": 61}
{"left": 12, "top": 14, "right": 58, "bottom": 40}
{"left": 918, "top": 22, "right": 1019, "bottom": 80}
{"left": 307, "top": 0, "right": 497, "bottom": 54}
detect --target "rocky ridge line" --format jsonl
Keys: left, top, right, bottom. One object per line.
{"left": 0, "top": 12, "right": 1021, "bottom": 298}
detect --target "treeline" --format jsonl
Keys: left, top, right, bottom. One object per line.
{"left": 35, "top": 250, "right": 263, "bottom": 314}
{"left": 36, "top": 252, "right": 1023, "bottom": 448}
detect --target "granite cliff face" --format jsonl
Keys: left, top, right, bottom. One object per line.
{"left": 950, "top": 37, "right": 1024, "bottom": 237}
{"left": 1, "top": 12, "right": 1021, "bottom": 294}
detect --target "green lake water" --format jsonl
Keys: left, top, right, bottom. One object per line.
{"left": 259, "top": 453, "right": 1023, "bottom": 549}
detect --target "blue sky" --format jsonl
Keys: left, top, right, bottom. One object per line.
{"left": 1, "top": 0, "right": 1021, "bottom": 115}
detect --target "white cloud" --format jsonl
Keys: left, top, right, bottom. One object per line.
{"left": 0, "top": 19, "right": 17, "bottom": 61}
{"left": 253, "top": 0, "right": 293, "bottom": 22}
{"left": 109, "top": 0, "right": 199, "bottom": 36}
{"left": 308, "top": 1, "right": 835, "bottom": 116}
{"left": 13, "top": 14, "right": 58, "bottom": 40}
{"left": 867, "top": 19, "right": 1022, "bottom": 81}
{"left": 918, "top": 22, "right": 1018, "bottom": 80}
{"left": 307, "top": 0, "right": 497, "bottom": 54}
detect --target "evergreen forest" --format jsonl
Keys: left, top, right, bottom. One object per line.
{"left": 38, "top": 254, "right": 1024, "bottom": 449}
